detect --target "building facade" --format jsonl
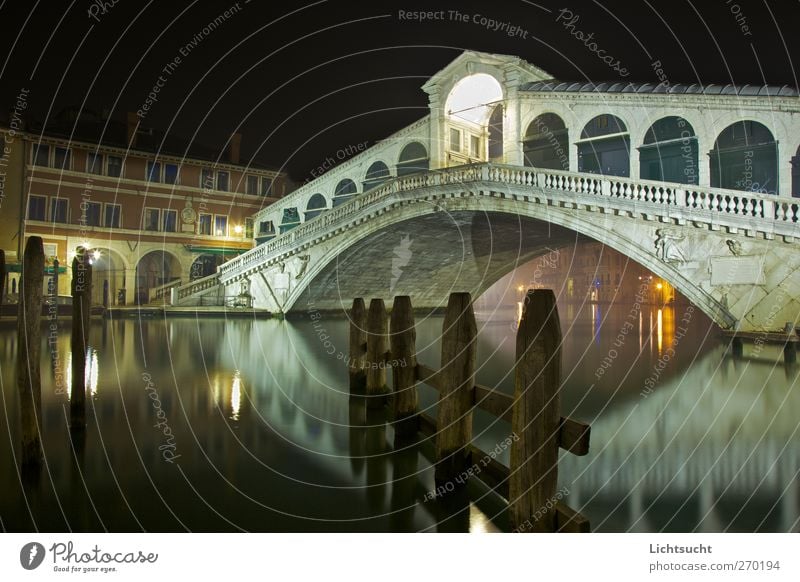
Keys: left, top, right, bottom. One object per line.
{"left": 0, "top": 115, "right": 290, "bottom": 306}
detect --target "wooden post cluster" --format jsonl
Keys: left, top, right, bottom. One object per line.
{"left": 434, "top": 292, "right": 477, "bottom": 484}
{"left": 348, "top": 298, "right": 367, "bottom": 394}
{"left": 71, "top": 247, "right": 93, "bottom": 430}
{"left": 17, "top": 237, "right": 45, "bottom": 466}
{"left": 389, "top": 296, "right": 419, "bottom": 438}
{"left": 365, "top": 298, "right": 389, "bottom": 408}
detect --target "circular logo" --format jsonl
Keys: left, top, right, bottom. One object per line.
{"left": 20, "top": 542, "right": 45, "bottom": 570}
{"left": 181, "top": 206, "right": 197, "bottom": 224}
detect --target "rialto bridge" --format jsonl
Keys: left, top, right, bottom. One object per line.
{"left": 173, "top": 51, "right": 800, "bottom": 333}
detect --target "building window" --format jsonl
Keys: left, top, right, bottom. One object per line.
{"left": 143, "top": 208, "right": 160, "bottom": 231}
{"left": 164, "top": 163, "right": 179, "bottom": 185}
{"left": 107, "top": 155, "right": 122, "bottom": 177}
{"left": 246, "top": 175, "right": 259, "bottom": 195}
{"left": 104, "top": 203, "right": 121, "bottom": 228}
{"left": 216, "top": 171, "right": 229, "bottom": 192}
{"left": 87, "top": 152, "right": 103, "bottom": 175}
{"left": 261, "top": 177, "right": 273, "bottom": 196}
{"left": 163, "top": 209, "right": 177, "bottom": 232}
{"left": 450, "top": 128, "right": 461, "bottom": 152}
{"left": 245, "top": 218, "right": 254, "bottom": 238}
{"left": 198, "top": 213, "right": 212, "bottom": 235}
{"left": 85, "top": 201, "right": 102, "bottom": 226}
{"left": 27, "top": 195, "right": 47, "bottom": 220}
{"left": 214, "top": 215, "right": 228, "bottom": 236}
{"left": 201, "top": 168, "right": 214, "bottom": 189}
{"left": 32, "top": 144, "right": 50, "bottom": 166}
{"left": 50, "top": 198, "right": 69, "bottom": 223}
{"left": 146, "top": 161, "right": 161, "bottom": 182}
{"left": 53, "top": 147, "right": 71, "bottom": 171}
{"left": 470, "top": 135, "right": 480, "bottom": 158}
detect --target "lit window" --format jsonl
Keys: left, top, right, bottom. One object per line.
{"left": 450, "top": 128, "right": 461, "bottom": 152}
{"left": 32, "top": 144, "right": 50, "bottom": 166}
{"left": 163, "top": 209, "right": 177, "bottom": 232}
{"left": 107, "top": 155, "right": 122, "bottom": 177}
{"left": 104, "top": 203, "right": 121, "bottom": 228}
{"left": 245, "top": 218, "right": 254, "bottom": 238}
{"left": 216, "top": 171, "right": 229, "bottom": 192}
{"left": 143, "top": 208, "right": 160, "bottom": 231}
{"left": 214, "top": 215, "right": 228, "bottom": 236}
{"left": 87, "top": 152, "right": 104, "bottom": 175}
{"left": 27, "top": 195, "right": 47, "bottom": 220}
{"left": 246, "top": 175, "right": 259, "bottom": 195}
{"left": 50, "top": 199, "right": 69, "bottom": 223}
{"left": 198, "top": 213, "right": 212, "bottom": 235}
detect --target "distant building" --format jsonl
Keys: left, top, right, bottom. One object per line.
{"left": 0, "top": 109, "right": 292, "bottom": 305}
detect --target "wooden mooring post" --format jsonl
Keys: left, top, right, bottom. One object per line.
{"left": 389, "top": 296, "right": 418, "bottom": 438}
{"left": 0, "top": 248, "right": 6, "bottom": 304}
{"left": 365, "top": 298, "right": 389, "bottom": 408}
{"left": 70, "top": 248, "right": 92, "bottom": 430}
{"left": 348, "top": 290, "right": 592, "bottom": 532}
{"left": 17, "top": 237, "right": 45, "bottom": 466}
{"left": 348, "top": 298, "right": 367, "bottom": 394}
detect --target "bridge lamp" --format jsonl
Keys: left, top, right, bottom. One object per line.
{"left": 656, "top": 282, "right": 663, "bottom": 290}
{"left": 233, "top": 224, "right": 244, "bottom": 235}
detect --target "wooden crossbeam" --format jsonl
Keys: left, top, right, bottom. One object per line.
{"left": 416, "top": 364, "right": 590, "bottom": 456}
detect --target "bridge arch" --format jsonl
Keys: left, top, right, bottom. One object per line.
{"left": 397, "top": 141, "right": 429, "bottom": 176}
{"left": 304, "top": 193, "right": 328, "bottom": 221}
{"left": 711, "top": 120, "right": 778, "bottom": 194}
{"left": 333, "top": 178, "right": 358, "bottom": 207}
{"left": 578, "top": 114, "right": 631, "bottom": 178}
{"left": 640, "top": 116, "right": 699, "bottom": 185}
{"left": 523, "top": 112, "right": 570, "bottom": 171}
{"left": 362, "top": 160, "right": 391, "bottom": 191}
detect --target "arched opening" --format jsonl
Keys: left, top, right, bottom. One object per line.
{"left": 397, "top": 142, "right": 430, "bottom": 177}
{"left": 711, "top": 121, "right": 778, "bottom": 194}
{"left": 280, "top": 207, "right": 301, "bottom": 234}
{"left": 640, "top": 116, "right": 699, "bottom": 185}
{"left": 578, "top": 114, "right": 630, "bottom": 177}
{"left": 135, "top": 250, "right": 182, "bottom": 305}
{"left": 190, "top": 254, "right": 223, "bottom": 281}
{"left": 86, "top": 248, "right": 125, "bottom": 307}
{"left": 488, "top": 104, "right": 504, "bottom": 162}
{"left": 363, "top": 161, "right": 390, "bottom": 191}
{"left": 793, "top": 145, "right": 800, "bottom": 197}
{"left": 333, "top": 179, "right": 358, "bottom": 207}
{"left": 445, "top": 73, "right": 504, "bottom": 166}
{"left": 305, "top": 193, "right": 328, "bottom": 221}
{"left": 524, "top": 113, "right": 569, "bottom": 171}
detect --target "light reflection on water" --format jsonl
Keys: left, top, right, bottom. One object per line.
{"left": 0, "top": 301, "right": 797, "bottom": 533}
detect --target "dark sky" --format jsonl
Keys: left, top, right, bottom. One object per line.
{"left": 0, "top": 0, "right": 797, "bottom": 181}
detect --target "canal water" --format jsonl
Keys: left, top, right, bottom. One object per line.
{"left": 0, "top": 301, "right": 797, "bottom": 532}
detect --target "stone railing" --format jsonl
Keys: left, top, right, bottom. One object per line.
{"left": 173, "top": 272, "right": 222, "bottom": 303}
{"left": 149, "top": 278, "right": 182, "bottom": 303}
{"left": 204, "top": 162, "right": 799, "bottom": 288}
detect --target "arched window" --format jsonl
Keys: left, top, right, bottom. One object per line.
{"left": 711, "top": 121, "right": 778, "bottom": 194}
{"left": 279, "top": 207, "right": 300, "bottom": 234}
{"left": 640, "top": 116, "right": 698, "bottom": 185}
{"left": 397, "top": 142, "right": 429, "bottom": 176}
{"left": 363, "top": 161, "right": 390, "bottom": 191}
{"left": 304, "top": 193, "right": 327, "bottom": 221}
{"left": 578, "top": 114, "right": 629, "bottom": 177}
{"left": 792, "top": 145, "right": 800, "bottom": 197}
{"left": 524, "top": 113, "right": 569, "bottom": 171}
{"left": 488, "top": 104, "right": 504, "bottom": 161}
{"left": 333, "top": 178, "right": 358, "bottom": 207}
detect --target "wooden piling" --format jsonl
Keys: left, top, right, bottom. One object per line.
{"left": 434, "top": 292, "right": 476, "bottom": 485}
{"left": 390, "top": 296, "right": 418, "bottom": 438}
{"left": 70, "top": 248, "right": 92, "bottom": 430}
{"left": 365, "top": 298, "right": 389, "bottom": 408}
{"left": 17, "top": 237, "right": 45, "bottom": 466}
{"left": 348, "top": 298, "right": 367, "bottom": 394}
{"left": 510, "top": 289, "right": 562, "bottom": 531}
{"left": 0, "top": 248, "right": 5, "bottom": 304}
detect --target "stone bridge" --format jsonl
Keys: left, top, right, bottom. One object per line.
{"left": 172, "top": 51, "right": 800, "bottom": 332}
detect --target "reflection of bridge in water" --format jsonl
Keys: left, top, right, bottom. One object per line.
{"left": 172, "top": 50, "right": 800, "bottom": 333}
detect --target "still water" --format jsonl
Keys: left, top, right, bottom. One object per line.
{"left": 1, "top": 302, "right": 798, "bottom": 532}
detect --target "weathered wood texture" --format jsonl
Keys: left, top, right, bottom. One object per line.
{"left": 389, "top": 296, "right": 418, "bottom": 437}
{"left": 348, "top": 298, "right": 367, "bottom": 394}
{"left": 70, "top": 248, "right": 92, "bottom": 429}
{"left": 434, "top": 292, "right": 477, "bottom": 483}
{"left": 365, "top": 298, "right": 389, "bottom": 407}
{"left": 509, "top": 289, "right": 562, "bottom": 531}
{"left": 17, "top": 237, "right": 45, "bottom": 465}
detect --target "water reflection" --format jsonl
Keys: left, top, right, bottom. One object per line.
{"left": 0, "top": 301, "right": 796, "bottom": 533}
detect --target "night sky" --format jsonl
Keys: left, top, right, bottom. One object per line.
{"left": 0, "top": 0, "right": 797, "bottom": 182}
